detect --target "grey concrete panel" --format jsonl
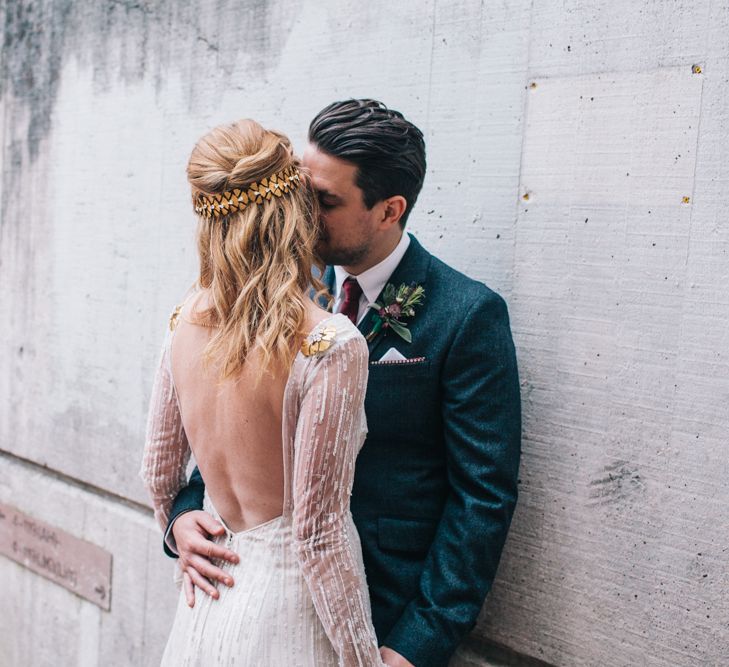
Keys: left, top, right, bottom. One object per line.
{"left": 1, "top": 455, "right": 177, "bottom": 666}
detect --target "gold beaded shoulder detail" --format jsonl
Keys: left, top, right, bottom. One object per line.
{"left": 300, "top": 324, "right": 338, "bottom": 357}
{"left": 169, "top": 304, "right": 183, "bottom": 332}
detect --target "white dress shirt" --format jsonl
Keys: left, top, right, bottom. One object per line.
{"left": 332, "top": 232, "right": 411, "bottom": 326}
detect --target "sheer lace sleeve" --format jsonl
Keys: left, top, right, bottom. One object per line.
{"left": 140, "top": 328, "right": 191, "bottom": 533}
{"left": 291, "top": 330, "right": 383, "bottom": 667}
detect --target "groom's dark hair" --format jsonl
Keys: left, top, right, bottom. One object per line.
{"left": 308, "top": 99, "right": 426, "bottom": 227}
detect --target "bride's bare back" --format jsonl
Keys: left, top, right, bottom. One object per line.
{"left": 142, "top": 291, "right": 383, "bottom": 664}
{"left": 170, "top": 291, "right": 330, "bottom": 533}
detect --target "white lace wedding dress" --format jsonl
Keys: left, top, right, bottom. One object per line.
{"left": 141, "top": 310, "right": 383, "bottom": 666}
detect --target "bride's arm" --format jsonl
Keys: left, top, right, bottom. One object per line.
{"left": 292, "top": 333, "right": 383, "bottom": 667}
{"left": 140, "top": 330, "right": 191, "bottom": 532}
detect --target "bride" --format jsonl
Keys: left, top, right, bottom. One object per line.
{"left": 141, "top": 119, "right": 385, "bottom": 666}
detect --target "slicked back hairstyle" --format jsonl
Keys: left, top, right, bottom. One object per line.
{"left": 308, "top": 99, "right": 426, "bottom": 227}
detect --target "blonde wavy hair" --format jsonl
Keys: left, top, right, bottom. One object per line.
{"left": 186, "top": 119, "right": 328, "bottom": 379}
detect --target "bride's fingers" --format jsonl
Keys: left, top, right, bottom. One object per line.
{"left": 189, "top": 553, "right": 235, "bottom": 588}
{"left": 182, "top": 571, "right": 195, "bottom": 608}
{"left": 185, "top": 565, "right": 220, "bottom": 600}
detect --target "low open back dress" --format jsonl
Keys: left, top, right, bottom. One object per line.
{"left": 140, "top": 306, "right": 383, "bottom": 666}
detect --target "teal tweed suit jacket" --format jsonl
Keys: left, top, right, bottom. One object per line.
{"left": 165, "top": 234, "right": 521, "bottom": 667}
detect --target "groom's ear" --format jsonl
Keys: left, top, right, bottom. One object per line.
{"left": 377, "top": 195, "right": 408, "bottom": 230}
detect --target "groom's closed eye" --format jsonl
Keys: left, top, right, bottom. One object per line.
{"left": 317, "top": 191, "right": 343, "bottom": 210}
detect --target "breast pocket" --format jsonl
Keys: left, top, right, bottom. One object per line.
{"left": 368, "top": 358, "right": 431, "bottom": 380}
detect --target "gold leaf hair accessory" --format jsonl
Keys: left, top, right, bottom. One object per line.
{"left": 193, "top": 166, "right": 301, "bottom": 219}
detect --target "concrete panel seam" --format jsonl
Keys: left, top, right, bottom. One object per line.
{"left": 0, "top": 449, "right": 152, "bottom": 518}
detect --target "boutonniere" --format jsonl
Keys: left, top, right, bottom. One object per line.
{"left": 365, "top": 283, "right": 425, "bottom": 343}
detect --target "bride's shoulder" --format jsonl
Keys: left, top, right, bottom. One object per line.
{"left": 168, "top": 287, "right": 207, "bottom": 331}
{"left": 300, "top": 314, "right": 366, "bottom": 359}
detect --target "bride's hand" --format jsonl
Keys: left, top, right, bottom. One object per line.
{"left": 172, "top": 510, "right": 239, "bottom": 606}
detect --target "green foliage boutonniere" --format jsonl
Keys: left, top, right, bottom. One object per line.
{"left": 365, "top": 282, "right": 425, "bottom": 343}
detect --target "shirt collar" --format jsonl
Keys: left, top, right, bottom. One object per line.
{"left": 333, "top": 232, "right": 411, "bottom": 303}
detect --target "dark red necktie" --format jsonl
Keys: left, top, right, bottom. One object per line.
{"left": 339, "top": 277, "right": 363, "bottom": 324}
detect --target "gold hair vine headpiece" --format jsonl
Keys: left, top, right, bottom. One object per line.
{"left": 193, "top": 166, "right": 301, "bottom": 219}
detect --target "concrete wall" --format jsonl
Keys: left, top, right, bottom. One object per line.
{"left": 1, "top": 1, "right": 727, "bottom": 665}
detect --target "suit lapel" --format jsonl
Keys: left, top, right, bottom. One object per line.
{"left": 357, "top": 233, "right": 431, "bottom": 358}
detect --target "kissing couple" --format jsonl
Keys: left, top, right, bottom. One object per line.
{"left": 141, "top": 99, "right": 521, "bottom": 666}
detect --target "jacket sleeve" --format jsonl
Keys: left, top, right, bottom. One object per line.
{"left": 384, "top": 290, "right": 522, "bottom": 667}
{"left": 162, "top": 466, "right": 206, "bottom": 558}
{"left": 292, "top": 333, "right": 384, "bottom": 667}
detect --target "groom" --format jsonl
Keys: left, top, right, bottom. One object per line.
{"left": 163, "top": 99, "right": 521, "bottom": 667}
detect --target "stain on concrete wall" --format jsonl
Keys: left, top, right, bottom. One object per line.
{"left": 1, "top": 0, "right": 299, "bottom": 158}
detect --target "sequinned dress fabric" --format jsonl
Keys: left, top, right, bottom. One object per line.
{"left": 140, "top": 312, "right": 383, "bottom": 666}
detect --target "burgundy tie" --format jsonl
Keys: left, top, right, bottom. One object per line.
{"left": 339, "top": 277, "right": 363, "bottom": 324}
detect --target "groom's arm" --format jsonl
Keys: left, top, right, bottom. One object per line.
{"left": 163, "top": 466, "right": 206, "bottom": 557}
{"left": 384, "top": 288, "right": 521, "bottom": 667}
